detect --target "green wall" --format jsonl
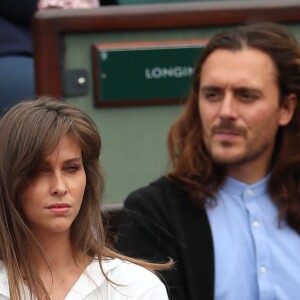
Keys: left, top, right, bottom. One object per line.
{"left": 63, "top": 24, "right": 300, "bottom": 203}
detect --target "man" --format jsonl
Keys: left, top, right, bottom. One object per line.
{"left": 115, "top": 21, "right": 300, "bottom": 300}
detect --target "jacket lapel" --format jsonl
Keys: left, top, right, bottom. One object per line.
{"left": 164, "top": 178, "right": 215, "bottom": 300}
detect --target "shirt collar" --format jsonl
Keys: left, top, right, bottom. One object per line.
{"left": 0, "top": 258, "right": 124, "bottom": 300}
{"left": 221, "top": 174, "right": 270, "bottom": 197}
{"left": 0, "top": 261, "right": 9, "bottom": 298}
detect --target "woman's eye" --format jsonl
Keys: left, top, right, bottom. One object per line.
{"left": 37, "top": 166, "right": 50, "bottom": 173}
{"left": 66, "top": 164, "right": 80, "bottom": 172}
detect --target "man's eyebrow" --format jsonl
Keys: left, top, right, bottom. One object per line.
{"left": 234, "top": 87, "right": 263, "bottom": 95}
{"left": 200, "top": 86, "right": 223, "bottom": 92}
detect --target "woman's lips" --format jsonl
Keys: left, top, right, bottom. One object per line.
{"left": 47, "top": 203, "right": 71, "bottom": 215}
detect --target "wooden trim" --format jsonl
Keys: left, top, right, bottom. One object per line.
{"left": 33, "top": 0, "right": 300, "bottom": 96}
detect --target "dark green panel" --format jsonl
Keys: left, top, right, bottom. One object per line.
{"left": 94, "top": 43, "right": 205, "bottom": 105}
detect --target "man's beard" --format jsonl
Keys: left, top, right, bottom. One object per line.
{"left": 205, "top": 120, "right": 271, "bottom": 167}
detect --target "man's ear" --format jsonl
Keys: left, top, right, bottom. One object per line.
{"left": 279, "top": 93, "right": 297, "bottom": 126}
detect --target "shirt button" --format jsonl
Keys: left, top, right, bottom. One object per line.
{"left": 246, "top": 189, "right": 253, "bottom": 196}
{"left": 259, "top": 266, "right": 267, "bottom": 274}
{"left": 253, "top": 221, "right": 260, "bottom": 228}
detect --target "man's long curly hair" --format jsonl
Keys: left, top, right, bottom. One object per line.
{"left": 167, "top": 21, "right": 300, "bottom": 234}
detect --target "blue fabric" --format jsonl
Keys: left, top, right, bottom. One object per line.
{"left": 0, "top": 0, "right": 37, "bottom": 26}
{"left": 0, "top": 18, "right": 32, "bottom": 55}
{"left": 0, "top": 0, "right": 117, "bottom": 110}
{"left": 0, "top": 55, "right": 35, "bottom": 114}
{"left": 0, "top": 1, "right": 36, "bottom": 110}
{"left": 206, "top": 175, "right": 300, "bottom": 300}
{"left": 0, "top": 0, "right": 37, "bottom": 55}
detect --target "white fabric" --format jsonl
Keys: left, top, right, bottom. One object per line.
{"left": 38, "top": 0, "right": 99, "bottom": 9}
{"left": 0, "top": 258, "right": 168, "bottom": 299}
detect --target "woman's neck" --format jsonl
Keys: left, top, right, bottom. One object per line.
{"left": 27, "top": 231, "right": 91, "bottom": 300}
{"left": 28, "top": 230, "right": 74, "bottom": 270}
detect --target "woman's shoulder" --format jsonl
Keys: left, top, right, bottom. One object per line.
{"left": 0, "top": 260, "right": 7, "bottom": 280}
{"left": 103, "top": 257, "right": 159, "bottom": 280}
{"left": 99, "top": 258, "right": 168, "bottom": 299}
{"left": 0, "top": 260, "right": 9, "bottom": 299}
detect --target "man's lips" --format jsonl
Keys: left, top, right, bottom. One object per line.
{"left": 214, "top": 130, "right": 241, "bottom": 142}
{"left": 216, "top": 129, "right": 240, "bottom": 136}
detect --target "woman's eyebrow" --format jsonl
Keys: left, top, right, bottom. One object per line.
{"left": 63, "top": 157, "right": 83, "bottom": 164}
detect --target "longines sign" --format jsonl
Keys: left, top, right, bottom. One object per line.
{"left": 92, "top": 40, "right": 206, "bottom": 107}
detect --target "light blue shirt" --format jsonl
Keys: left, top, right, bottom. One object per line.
{"left": 206, "top": 176, "right": 300, "bottom": 300}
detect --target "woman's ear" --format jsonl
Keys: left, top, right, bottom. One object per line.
{"left": 279, "top": 93, "right": 297, "bottom": 126}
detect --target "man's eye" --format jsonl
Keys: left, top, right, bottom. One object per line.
{"left": 239, "top": 93, "right": 258, "bottom": 102}
{"left": 203, "top": 92, "right": 221, "bottom": 101}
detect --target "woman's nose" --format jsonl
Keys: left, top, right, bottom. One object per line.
{"left": 50, "top": 173, "right": 67, "bottom": 196}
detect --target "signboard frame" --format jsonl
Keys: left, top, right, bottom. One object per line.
{"left": 92, "top": 40, "right": 207, "bottom": 107}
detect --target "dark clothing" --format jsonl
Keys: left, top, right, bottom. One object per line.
{"left": 115, "top": 176, "right": 215, "bottom": 300}
{"left": 0, "top": 0, "right": 117, "bottom": 56}
{"left": 0, "top": 0, "right": 37, "bottom": 56}
{"left": 101, "top": 0, "right": 118, "bottom": 5}
{"left": 0, "top": 0, "right": 118, "bottom": 113}
{"left": 0, "top": 1, "right": 37, "bottom": 25}
{"left": 0, "top": 0, "right": 37, "bottom": 113}
{"left": 0, "top": 18, "right": 33, "bottom": 56}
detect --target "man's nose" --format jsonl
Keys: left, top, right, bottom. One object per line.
{"left": 219, "top": 94, "right": 237, "bottom": 120}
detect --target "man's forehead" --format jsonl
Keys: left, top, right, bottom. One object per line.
{"left": 199, "top": 48, "right": 278, "bottom": 88}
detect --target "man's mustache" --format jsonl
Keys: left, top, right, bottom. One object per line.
{"left": 211, "top": 120, "right": 247, "bottom": 137}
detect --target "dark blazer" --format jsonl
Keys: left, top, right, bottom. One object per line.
{"left": 115, "top": 176, "right": 214, "bottom": 300}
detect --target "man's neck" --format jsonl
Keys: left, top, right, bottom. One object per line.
{"left": 227, "top": 162, "right": 270, "bottom": 185}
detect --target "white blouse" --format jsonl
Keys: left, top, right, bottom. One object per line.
{"left": 0, "top": 258, "right": 168, "bottom": 299}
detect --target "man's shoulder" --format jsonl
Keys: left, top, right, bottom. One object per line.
{"left": 123, "top": 176, "right": 204, "bottom": 227}
{"left": 127, "top": 176, "right": 182, "bottom": 200}
{"left": 124, "top": 176, "right": 185, "bottom": 210}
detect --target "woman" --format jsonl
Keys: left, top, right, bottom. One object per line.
{"left": 0, "top": 98, "right": 169, "bottom": 299}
